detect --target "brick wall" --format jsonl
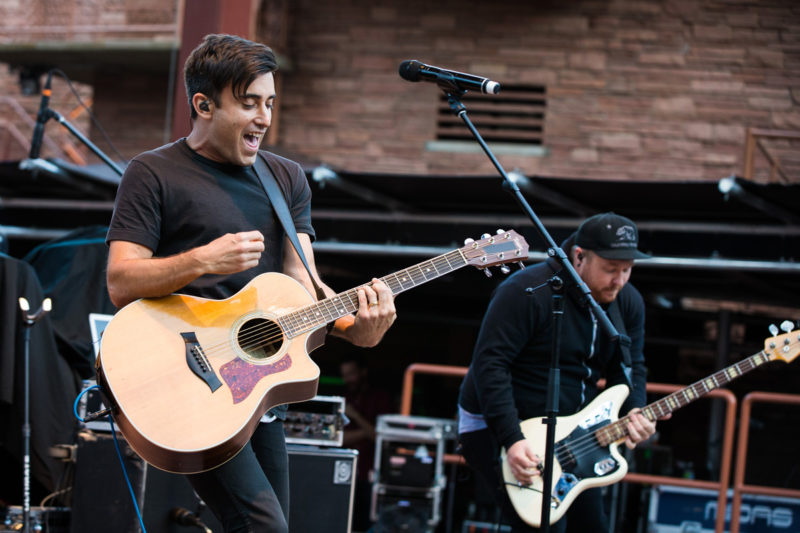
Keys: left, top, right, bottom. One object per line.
{"left": 0, "top": 0, "right": 178, "bottom": 164}
{"left": 89, "top": 72, "right": 172, "bottom": 161}
{"left": 0, "top": 0, "right": 177, "bottom": 40}
{"left": 2, "top": 0, "right": 797, "bottom": 182}
{"left": 271, "top": 0, "right": 800, "bottom": 182}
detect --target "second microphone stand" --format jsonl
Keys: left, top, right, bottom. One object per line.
{"left": 440, "top": 86, "right": 621, "bottom": 531}
{"left": 17, "top": 297, "right": 52, "bottom": 533}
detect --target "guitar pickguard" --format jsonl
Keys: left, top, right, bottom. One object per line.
{"left": 555, "top": 419, "right": 621, "bottom": 503}
{"left": 219, "top": 353, "right": 293, "bottom": 404}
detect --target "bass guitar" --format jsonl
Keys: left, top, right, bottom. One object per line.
{"left": 97, "top": 230, "right": 528, "bottom": 474}
{"left": 501, "top": 326, "right": 800, "bottom": 527}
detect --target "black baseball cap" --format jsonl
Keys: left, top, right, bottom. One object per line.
{"left": 575, "top": 212, "right": 650, "bottom": 260}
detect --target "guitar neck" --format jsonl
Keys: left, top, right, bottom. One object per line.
{"left": 278, "top": 248, "right": 469, "bottom": 338}
{"left": 596, "top": 349, "right": 775, "bottom": 446}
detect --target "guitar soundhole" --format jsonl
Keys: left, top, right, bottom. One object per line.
{"left": 237, "top": 318, "right": 283, "bottom": 361}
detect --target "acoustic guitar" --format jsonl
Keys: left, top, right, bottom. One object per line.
{"left": 97, "top": 230, "right": 529, "bottom": 473}
{"left": 501, "top": 326, "right": 800, "bottom": 527}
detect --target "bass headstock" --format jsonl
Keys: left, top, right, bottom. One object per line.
{"left": 764, "top": 321, "right": 800, "bottom": 363}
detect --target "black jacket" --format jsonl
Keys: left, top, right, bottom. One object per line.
{"left": 458, "top": 258, "right": 647, "bottom": 449}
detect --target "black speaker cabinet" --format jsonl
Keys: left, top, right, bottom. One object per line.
{"left": 71, "top": 433, "right": 356, "bottom": 533}
{"left": 287, "top": 444, "right": 358, "bottom": 533}
{"left": 70, "top": 431, "right": 221, "bottom": 533}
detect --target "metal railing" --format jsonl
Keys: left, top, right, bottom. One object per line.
{"left": 743, "top": 127, "right": 800, "bottom": 184}
{"left": 730, "top": 391, "right": 800, "bottom": 533}
{"left": 400, "top": 362, "right": 738, "bottom": 533}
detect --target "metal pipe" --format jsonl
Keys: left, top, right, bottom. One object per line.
{"left": 0, "top": 197, "right": 114, "bottom": 210}
{"left": 2, "top": 229, "right": 798, "bottom": 273}
{"left": 730, "top": 391, "right": 800, "bottom": 533}
{"left": 310, "top": 209, "right": 800, "bottom": 237}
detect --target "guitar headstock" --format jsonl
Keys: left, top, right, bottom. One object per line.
{"left": 461, "top": 230, "right": 529, "bottom": 272}
{"left": 764, "top": 325, "right": 800, "bottom": 363}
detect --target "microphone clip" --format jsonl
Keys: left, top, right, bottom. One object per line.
{"left": 18, "top": 297, "right": 52, "bottom": 327}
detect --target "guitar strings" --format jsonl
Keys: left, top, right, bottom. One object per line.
{"left": 541, "top": 354, "right": 766, "bottom": 469}
{"left": 178, "top": 248, "right": 497, "bottom": 359}
{"left": 190, "top": 286, "right": 363, "bottom": 358}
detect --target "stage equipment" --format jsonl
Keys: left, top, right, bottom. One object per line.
{"left": 649, "top": 485, "right": 800, "bottom": 532}
{"left": 277, "top": 395, "right": 346, "bottom": 446}
{"left": 287, "top": 444, "right": 358, "bottom": 533}
{"left": 70, "top": 430, "right": 220, "bottom": 533}
{"left": 371, "top": 415, "right": 456, "bottom": 531}
{"left": 460, "top": 520, "right": 511, "bottom": 533}
{"left": 1, "top": 506, "right": 69, "bottom": 533}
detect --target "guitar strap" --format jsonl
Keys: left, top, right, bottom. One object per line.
{"left": 252, "top": 153, "right": 327, "bottom": 304}
{"left": 607, "top": 299, "right": 634, "bottom": 389}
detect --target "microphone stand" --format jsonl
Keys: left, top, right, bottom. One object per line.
{"left": 439, "top": 85, "right": 620, "bottom": 531}
{"left": 26, "top": 107, "right": 124, "bottom": 177}
{"left": 18, "top": 297, "right": 52, "bottom": 533}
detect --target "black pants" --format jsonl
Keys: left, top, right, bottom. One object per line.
{"left": 459, "top": 428, "right": 609, "bottom": 533}
{"left": 186, "top": 420, "right": 289, "bottom": 533}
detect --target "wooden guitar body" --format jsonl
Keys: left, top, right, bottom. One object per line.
{"left": 97, "top": 273, "right": 324, "bottom": 473}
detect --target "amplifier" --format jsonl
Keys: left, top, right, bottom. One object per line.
{"left": 70, "top": 431, "right": 222, "bottom": 533}
{"left": 281, "top": 395, "right": 345, "bottom": 446}
{"left": 376, "top": 415, "right": 458, "bottom": 442}
{"left": 287, "top": 444, "right": 357, "bottom": 533}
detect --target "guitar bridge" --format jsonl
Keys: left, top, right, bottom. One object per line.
{"left": 181, "top": 332, "right": 222, "bottom": 392}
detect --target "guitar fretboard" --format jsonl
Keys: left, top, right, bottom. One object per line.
{"left": 277, "top": 249, "right": 468, "bottom": 338}
{"left": 596, "top": 350, "right": 774, "bottom": 446}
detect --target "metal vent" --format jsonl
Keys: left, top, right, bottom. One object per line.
{"left": 436, "top": 84, "right": 546, "bottom": 146}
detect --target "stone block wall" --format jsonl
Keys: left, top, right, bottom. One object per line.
{"left": 272, "top": 0, "right": 800, "bottom": 181}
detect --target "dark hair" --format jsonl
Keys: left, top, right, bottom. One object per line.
{"left": 184, "top": 34, "right": 278, "bottom": 119}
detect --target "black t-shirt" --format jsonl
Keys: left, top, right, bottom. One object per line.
{"left": 106, "top": 139, "right": 315, "bottom": 300}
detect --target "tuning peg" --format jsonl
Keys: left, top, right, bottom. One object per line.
{"left": 500, "top": 265, "right": 511, "bottom": 275}
{"left": 769, "top": 324, "right": 779, "bottom": 336}
{"left": 496, "top": 229, "right": 506, "bottom": 234}
{"left": 484, "top": 268, "right": 493, "bottom": 278}
{"left": 517, "top": 261, "right": 526, "bottom": 270}
{"left": 481, "top": 233, "right": 491, "bottom": 240}
{"left": 464, "top": 237, "right": 475, "bottom": 246}
{"left": 780, "top": 320, "right": 795, "bottom": 333}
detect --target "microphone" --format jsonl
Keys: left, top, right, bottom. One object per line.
{"left": 29, "top": 69, "right": 54, "bottom": 160}
{"left": 398, "top": 60, "right": 500, "bottom": 95}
